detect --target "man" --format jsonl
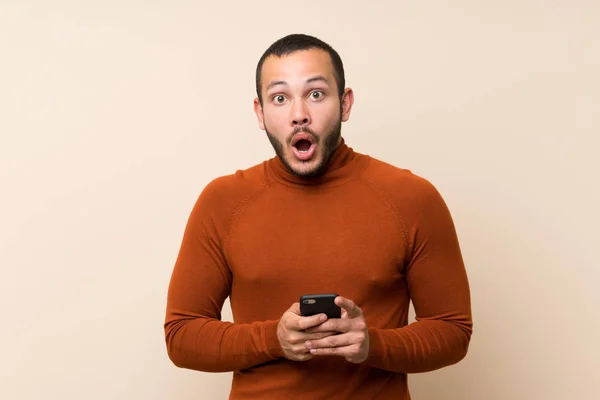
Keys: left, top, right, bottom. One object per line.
{"left": 164, "top": 33, "right": 473, "bottom": 399}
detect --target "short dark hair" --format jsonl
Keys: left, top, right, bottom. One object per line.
{"left": 255, "top": 33, "right": 345, "bottom": 104}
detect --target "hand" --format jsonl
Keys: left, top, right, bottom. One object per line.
{"left": 304, "top": 296, "right": 370, "bottom": 364}
{"left": 277, "top": 302, "right": 339, "bottom": 361}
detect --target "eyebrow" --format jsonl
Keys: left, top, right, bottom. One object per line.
{"left": 306, "top": 76, "right": 329, "bottom": 85}
{"left": 265, "top": 76, "right": 330, "bottom": 91}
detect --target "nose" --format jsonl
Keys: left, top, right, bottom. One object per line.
{"left": 290, "top": 100, "right": 311, "bottom": 127}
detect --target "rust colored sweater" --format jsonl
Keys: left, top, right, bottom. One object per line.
{"left": 164, "top": 139, "right": 473, "bottom": 399}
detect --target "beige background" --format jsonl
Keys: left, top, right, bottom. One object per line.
{"left": 1, "top": 1, "right": 599, "bottom": 399}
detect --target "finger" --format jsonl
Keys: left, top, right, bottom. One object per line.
{"left": 335, "top": 296, "right": 362, "bottom": 319}
{"left": 306, "top": 333, "right": 354, "bottom": 350}
{"left": 284, "top": 302, "right": 326, "bottom": 331}
{"left": 302, "top": 331, "right": 338, "bottom": 341}
{"left": 308, "top": 344, "right": 358, "bottom": 357}
{"left": 305, "top": 318, "right": 352, "bottom": 334}
{"left": 284, "top": 346, "right": 314, "bottom": 362}
{"left": 292, "top": 343, "right": 312, "bottom": 354}
{"left": 288, "top": 302, "right": 300, "bottom": 315}
{"left": 296, "top": 313, "right": 328, "bottom": 331}
{"left": 289, "top": 329, "right": 336, "bottom": 344}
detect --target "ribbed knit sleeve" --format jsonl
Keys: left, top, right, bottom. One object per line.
{"left": 164, "top": 178, "right": 285, "bottom": 372}
{"left": 364, "top": 176, "right": 473, "bottom": 373}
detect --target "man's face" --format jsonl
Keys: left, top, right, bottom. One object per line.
{"left": 254, "top": 49, "right": 354, "bottom": 177}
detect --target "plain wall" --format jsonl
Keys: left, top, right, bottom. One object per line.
{"left": 1, "top": 1, "right": 599, "bottom": 399}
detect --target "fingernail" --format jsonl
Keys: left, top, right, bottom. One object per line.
{"left": 320, "top": 315, "right": 326, "bottom": 321}
{"left": 310, "top": 349, "right": 316, "bottom": 354}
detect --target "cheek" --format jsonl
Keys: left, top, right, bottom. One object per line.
{"left": 263, "top": 108, "right": 287, "bottom": 130}
{"left": 315, "top": 98, "right": 341, "bottom": 118}
{"left": 313, "top": 105, "right": 340, "bottom": 128}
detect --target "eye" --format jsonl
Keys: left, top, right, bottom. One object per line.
{"left": 273, "top": 95, "right": 287, "bottom": 104}
{"left": 310, "top": 90, "right": 324, "bottom": 100}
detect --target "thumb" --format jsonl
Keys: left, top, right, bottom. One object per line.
{"left": 288, "top": 302, "right": 301, "bottom": 315}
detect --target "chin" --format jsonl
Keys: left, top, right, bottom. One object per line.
{"left": 289, "top": 159, "right": 324, "bottom": 177}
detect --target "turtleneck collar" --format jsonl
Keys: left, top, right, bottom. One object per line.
{"left": 267, "top": 137, "right": 363, "bottom": 187}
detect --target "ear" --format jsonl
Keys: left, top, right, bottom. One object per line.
{"left": 253, "top": 98, "right": 265, "bottom": 130}
{"left": 340, "top": 88, "right": 354, "bottom": 122}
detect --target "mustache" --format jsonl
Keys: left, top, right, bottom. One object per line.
{"left": 289, "top": 126, "right": 319, "bottom": 143}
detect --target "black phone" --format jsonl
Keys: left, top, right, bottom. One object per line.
{"left": 300, "top": 293, "right": 341, "bottom": 319}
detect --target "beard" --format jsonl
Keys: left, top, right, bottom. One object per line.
{"left": 265, "top": 118, "right": 342, "bottom": 178}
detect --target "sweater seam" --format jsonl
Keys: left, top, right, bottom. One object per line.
{"left": 358, "top": 161, "right": 412, "bottom": 264}
{"left": 221, "top": 178, "right": 273, "bottom": 261}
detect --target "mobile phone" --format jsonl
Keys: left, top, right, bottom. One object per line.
{"left": 300, "top": 293, "right": 341, "bottom": 319}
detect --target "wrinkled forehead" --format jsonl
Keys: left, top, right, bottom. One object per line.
{"left": 260, "top": 49, "right": 337, "bottom": 93}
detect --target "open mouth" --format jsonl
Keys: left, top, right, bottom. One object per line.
{"left": 295, "top": 139, "right": 312, "bottom": 152}
{"left": 291, "top": 134, "right": 316, "bottom": 161}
